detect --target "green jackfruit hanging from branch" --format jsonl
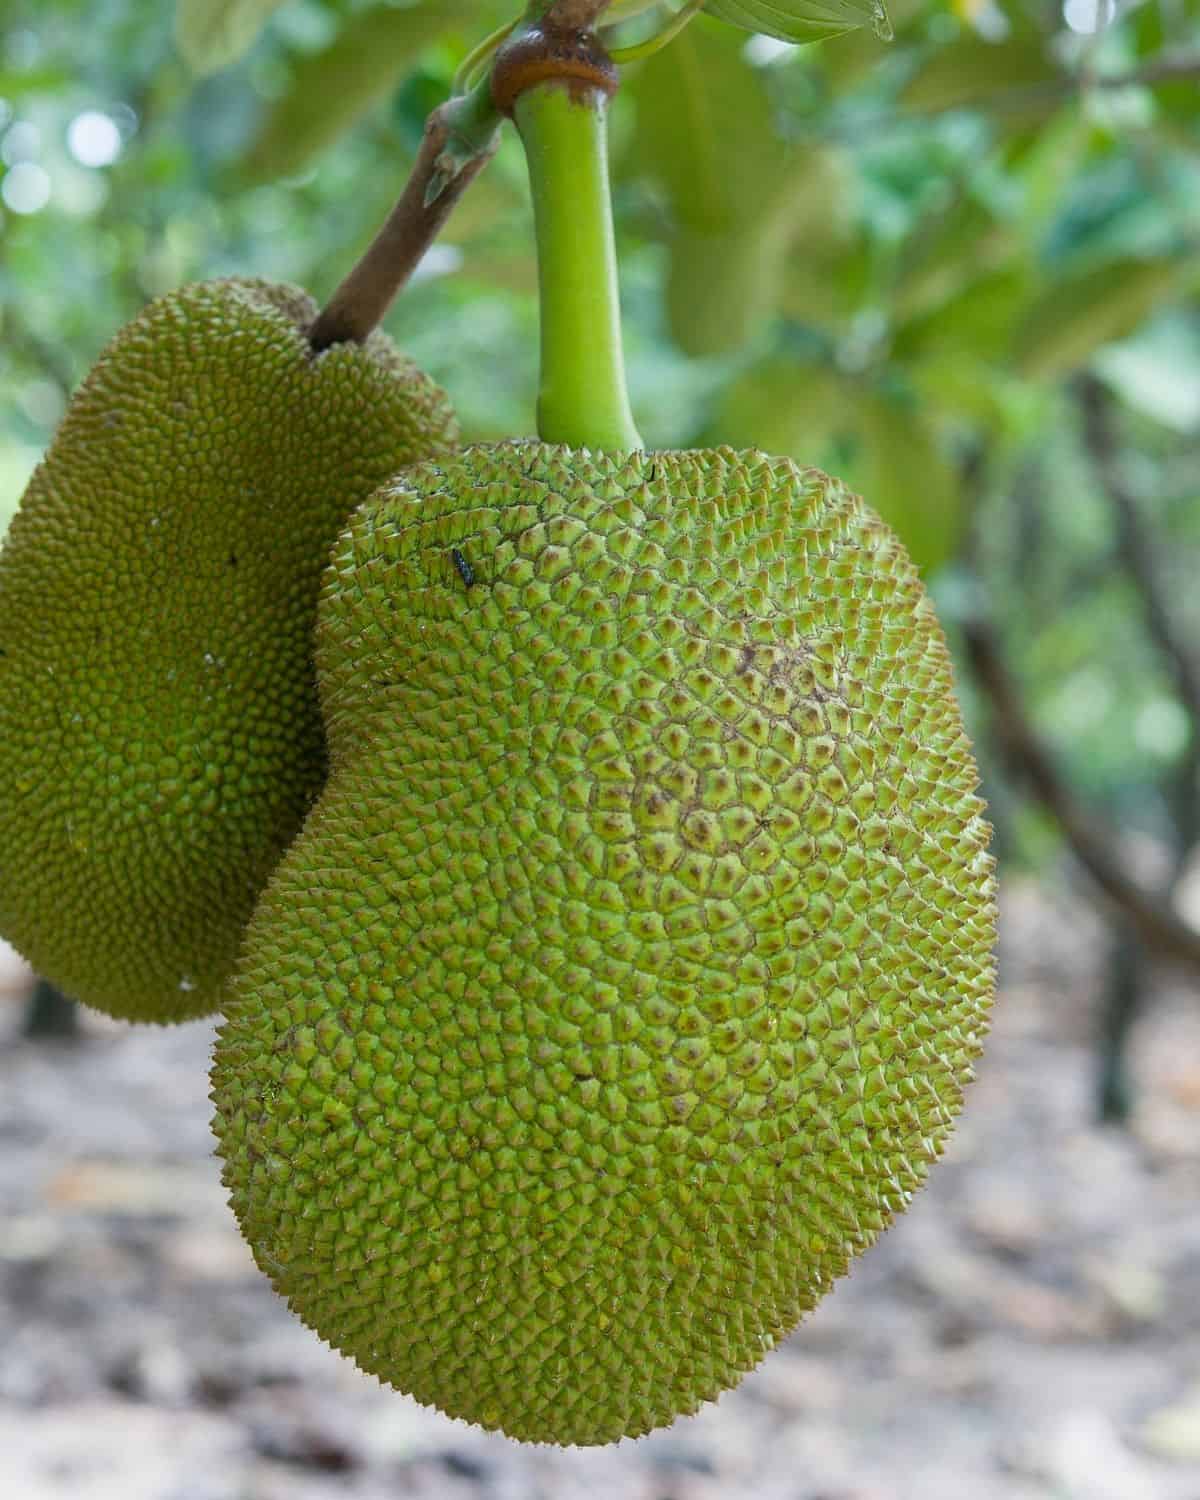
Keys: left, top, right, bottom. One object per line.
{"left": 0, "top": 280, "right": 458, "bottom": 1024}
{"left": 212, "top": 439, "right": 996, "bottom": 1444}
{"left": 211, "top": 19, "right": 994, "bottom": 1445}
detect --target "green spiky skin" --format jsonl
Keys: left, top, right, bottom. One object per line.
{"left": 0, "top": 279, "right": 458, "bottom": 1023}
{"left": 212, "top": 444, "right": 996, "bottom": 1445}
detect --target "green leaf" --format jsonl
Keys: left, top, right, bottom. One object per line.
{"left": 628, "top": 23, "right": 782, "bottom": 233}
{"left": 708, "top": 357, "right": 846, "bottom": 458}
{"left": 853, "top": 391, "right": 961, "bottom": 575}
{"left": 909, "top": 356, "right": 1035, "bottom": 436}
{"left": 704, "top": 0, "right": 891, "bottom": 45}
{"left": 900, "top": 36, "right": 1063, "bottom": 115}
{"left": 629, "top": 24, "right": 848, "bottom": 354}
{"left": 890, "top": 192, "right": 1018, "bottom": 326}
{"left": 1013, "top": 257, "right": 1187, "bottom": 381}
{"left": 175, "top": 0, "right": 287, "bottom": 75}
{"left": 666, "top": 218, "right": 796, "bottom": 357}
{"left": 779, "top": 239, "right": 869, "bottom": 330}
{"left": 892, "top": 267, "right": 1032, "bottom": 365}
{"left": 664, "top": 147, "right": 846, "bottom": 354}
{"left": 244, "top": 1, "right": 473, "bottom": 181}
{"left": 1093, "top": 316, "right": 1200, "bottom": 434}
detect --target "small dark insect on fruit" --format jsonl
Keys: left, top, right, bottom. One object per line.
{"left": 451, "top": 548, "right": 475, "bottom": 589}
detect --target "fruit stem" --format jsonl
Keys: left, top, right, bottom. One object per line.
{"left": 310, "top": 76, "right": 501, "bottom": 351}
{"left": 513, "top": 79, "right": 642, "bottom": 449}
{"left": 527, "top": 0, "right": 616, "bottom": 26}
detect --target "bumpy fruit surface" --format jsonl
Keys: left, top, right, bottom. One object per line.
{"left": 212, "top": 444, "right": 996, "bottom": 1444}
{"left": 0, "top": 279, "right": 457, "bottom": 1022}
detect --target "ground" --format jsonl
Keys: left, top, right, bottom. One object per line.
{"left": 1, "top": 879, "right": 1198, "bottom": 1500}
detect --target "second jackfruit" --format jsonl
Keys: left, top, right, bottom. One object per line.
{"left": 0, "top": 278, "right": 457, "bottom": 1022}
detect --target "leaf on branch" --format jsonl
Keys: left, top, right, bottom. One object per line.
{"left": 628, "top": 25, "right": 848, "bottom": 353}
{"left": 629, "top": 25, "right": 787, "bottom": 231}
{"left": 175, "top": 0, "right": 288, "bottom": 75}
{"left": 703, "top": 0, "right": 892, "bottom": 46}
{"left": 899, "top": 36, "right": 1063, "bottom": 114}
{"left": 854, "top": 390, "right": 961, "bottom": 575}
{"left": 1014, "top": 257, "right": 1187, "bottom": 381}
{"left": 244, "top": 1, "right": 475, "bottom": 181}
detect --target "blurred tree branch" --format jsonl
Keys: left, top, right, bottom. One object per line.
{"left": 818, "top": 49, "right": 1200, "bottom": 144}
{"left": 1090, "top": 50, "right": 1200, "bottom": 90}
{"left": 893, "top": 49, "right": 1200, "bottom": 127}
{"left": 22, "top": 979, "right": 79, "bottom": 1041}
{"left": 963, "top": 614, "right": 1200, "bottom": 971}
{"left": 1005, "top": 50, "right": 1200, "bottom": 105}
{"left": 1074, "top": 375, "right": 1200, "bottom": 1106}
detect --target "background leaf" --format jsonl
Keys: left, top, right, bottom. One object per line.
{"left": 628, "top": 23, "right": 850, "bottom": 354}
{"left": 707, "top": 355, "right": 846, "bottom": 458}
{"left": 244, "top": 1, "right": 475, "bottom": 182}
{"left": 900, "top": 35, "right": 1063, "bottom": 115}
{"left": 175, "top": 0, "right": 287, "bottom": 75}
{"left": 852, "top": 389, "right": 962, "bottom": 574}
{"left": 628, "top": 22, "right": 780, "bottom": 234}
{"left": 1014, "top": 257, "right": 1188, "bottom": 381}
{"left": 704, "top": 0, "right": 891, "bottom": 44}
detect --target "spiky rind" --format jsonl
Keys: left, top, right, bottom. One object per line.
{"left": 0, "top": 278, "right": 458, "bottom": 1022}
{"left": 213, "top": 443, "right": 996, "bottom": 1443}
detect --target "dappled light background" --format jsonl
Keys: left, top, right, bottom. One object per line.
{"left": 1, "top": 0, "right": 1199, "bottom": 1496}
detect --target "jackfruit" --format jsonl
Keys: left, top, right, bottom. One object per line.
{"left": 0, "top": 278, "right": 457, "bottom": 1024}
{"left": 212, "top": 442, "right": 996, "bottom": 1445}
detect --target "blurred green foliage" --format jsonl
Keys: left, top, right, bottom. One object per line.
{"left": 1, "top": 0, "right": 1199, "bottom": 875}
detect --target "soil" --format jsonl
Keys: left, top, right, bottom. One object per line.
{"left": 1, "top": 878, "right": 1198, "bottom": 1500}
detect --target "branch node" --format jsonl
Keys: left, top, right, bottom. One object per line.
{"left": 492, "top": 21, "right": 618, "bottom": 118}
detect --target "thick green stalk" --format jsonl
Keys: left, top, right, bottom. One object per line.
{"left": 514, "top": 82, "right": 642, "bottom": 451}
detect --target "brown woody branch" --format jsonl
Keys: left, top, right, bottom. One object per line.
{"left": 310, "top": 89, "right": 500, "bottom": 350}
{"left": 963, "top": 614, "right": 1200, "bottom": 971}
{"left": 309, "top": 0, "right": 618, "bottom": 350}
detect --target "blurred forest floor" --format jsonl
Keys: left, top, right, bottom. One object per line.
{"left": 1, "top": 880, "right": 1199, "bottom": 1500}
